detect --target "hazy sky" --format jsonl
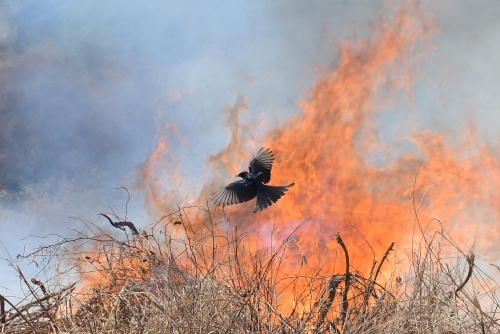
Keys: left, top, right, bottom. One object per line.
{"left": 1, "top": 0, "right": 500, "bottom": 298}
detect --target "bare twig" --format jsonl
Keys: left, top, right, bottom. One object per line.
{"left": 1, "top": 295, "right": 39, "bottom": 333}
{"left": 374, "top": 242, "right": 394, "bottom": 282}
{"left": 115, "top": 186, "right": 131, "bottom": 221}
{"left": 455, "top": 253, "right": 474, "bottom": 296}
{"left": 0, "top": 295, "right": 5, "bottom": 324}
{"left": 336, "top": 233, "right": 350, "bottom": 326}
{"left": 315, "top": 274, "right": 344, "bottom": 333}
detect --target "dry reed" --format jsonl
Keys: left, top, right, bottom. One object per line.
{"left": 1, "top": 204, "right": 499, "bottom": 334}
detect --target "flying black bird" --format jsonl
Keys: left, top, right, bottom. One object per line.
{"left": 98, "top": 213, "right": 140, "bottom": 236}
{"left": 212, "top": 148, "right": 294, "bottom": 213}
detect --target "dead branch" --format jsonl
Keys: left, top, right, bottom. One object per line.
{"left": 336, "top": 232, "right": 350, "bottom": 326}
{"left": 0, "top": 295, "right": 39, "bottom": 333}
{"left": 374, "top": 242, "right": 394, "bottom": 282}
{"left": 98, "top": 213, "right": 139, "bottom": 236}
{"left": 4, "top": 283, "right": 76, "bottom": 325}
{"left": 455, "top": 253, "right": 474, "bottom": 296}
{"left": 0, "top": 295, "right": 5, "bottom": 324}
{"left": 315, "top": 274, "right": 345, "bottom": 333}
{"left": 16, "top": 265, "right": 59, "bottom": 333}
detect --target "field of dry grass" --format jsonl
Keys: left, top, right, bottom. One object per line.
{"left": 1, "top": 205, "right": 499, "bottom": 334}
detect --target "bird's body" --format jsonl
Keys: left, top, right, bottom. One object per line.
{"left": 212, "top": 148, "right": 294, "bottom": 213}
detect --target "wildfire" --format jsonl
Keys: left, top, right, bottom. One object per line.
{"left": 9, "top": 3, "right": 500, "bottom": 332}
{"left": 137, "top": 1, "right": 500, "bottom": 297}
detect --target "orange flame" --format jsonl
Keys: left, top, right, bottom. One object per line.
{"left": 137, "top": 2, "right": 500, "bottom": 286}
{"left": 136, "top": 109, "right": 186, "bottom": 218}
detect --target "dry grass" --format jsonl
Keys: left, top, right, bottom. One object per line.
{"left": 1, "top": 205, "right": 499, "bottom": 334}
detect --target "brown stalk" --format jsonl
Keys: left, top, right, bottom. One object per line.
{"left": 373, "top": 242, "right": 394, "bottom": 282}
{"left": 314, "top": 274, "right": 345, "bottom": 333}
{"left": 455, "top": 253, "right": 474, "bottom": 296}
{"left": 335, "top": 232, "right": 350, "bottom": 326}
{"left": 0, "top": 295, "right": 4, "bottom": 324}
{"left": 1, "top": 295, "right": 39, "bottom": 333}
{"left": 4, "top": 284, "right": 75, "bottom": 324}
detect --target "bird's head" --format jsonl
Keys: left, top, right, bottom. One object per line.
{"left": 236, "top": 171, "right": 249, "bottom": 178}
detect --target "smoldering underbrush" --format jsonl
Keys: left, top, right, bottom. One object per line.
{"left": 1, "top": 205, "right": 500, "bottom": 334}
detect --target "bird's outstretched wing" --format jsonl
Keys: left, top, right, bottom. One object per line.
{"left": 212, "top": 179, "right": 257, "bottom": 207}
{"left": 248, "top": 147, "right": 274, "bottom": 184}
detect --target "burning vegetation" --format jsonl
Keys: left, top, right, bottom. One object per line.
{"left": 1, "top": 202, "right": 499, "bottom": 333}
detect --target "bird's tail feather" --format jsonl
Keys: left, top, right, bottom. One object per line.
{"left": 253, "top": 183, "right": 294, "bottom": 213}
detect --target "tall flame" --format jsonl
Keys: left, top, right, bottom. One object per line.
{"left": 137, "top": 2, "right": 500, "bottom": 281}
